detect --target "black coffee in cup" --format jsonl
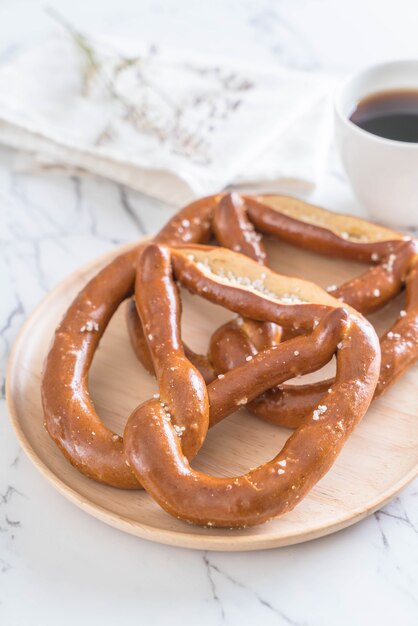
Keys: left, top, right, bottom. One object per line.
{"left": 350, "top": 89, "right": 418, "bottom": 143}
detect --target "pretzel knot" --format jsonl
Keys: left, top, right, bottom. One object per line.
{"left": 126, "top": 194, "right": 418, "bottom": 433}
{"left": 220, "top": 194, "right": 418, "bottom": 428}
{"left": 124, "top": 244, "right": 379, "bottom": 528}
{"left": 41, "top": 223, "right": 379, "bottom": 526}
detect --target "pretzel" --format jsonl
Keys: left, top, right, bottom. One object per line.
{"left": 40, "top": 226, "right": 344, "bottom": 488}
{"left": 41, "top": 225, "right": 380, "bottom": 526}
{"left": 123, "top": 243, "right": 379, "bottom": 527}
{"left": 127, "top": 193, "right": 418, "bottom": 428}
{"left": 214, "top": 194, "right": 418, "bottom": 428}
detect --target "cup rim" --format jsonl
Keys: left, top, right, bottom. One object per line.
{"left": 334, "top": 59, "right": 418, "bottom": 149}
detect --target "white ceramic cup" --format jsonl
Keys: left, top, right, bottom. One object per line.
{"left": 334, "top": 60, "right": 418, "bottom": 229}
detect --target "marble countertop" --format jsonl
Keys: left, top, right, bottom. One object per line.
{"left": 1, "top": 1, "right": 417, "bottom": 625}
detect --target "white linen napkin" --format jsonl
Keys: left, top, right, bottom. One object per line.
{"left": 0, "top": 27, "right": 333, "bottom": 206}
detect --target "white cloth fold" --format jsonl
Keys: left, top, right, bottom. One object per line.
{"left": 0, "top": 32, "right": 334, "bottom": 205}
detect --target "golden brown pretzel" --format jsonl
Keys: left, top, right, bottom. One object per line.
{"left": 127, "top": 192, "right": 418, "bottom": 427}
{"left": 41, "top": 225, "right": 380, "bottom": 527}
{"left": 124, "top": 244, "right": 380, "bottom": 527}
{"left": 224, "top": 195, "right": 418, "bottom": 427}
{"left": 39, "top": 193, "right": 333, "bottom": 489}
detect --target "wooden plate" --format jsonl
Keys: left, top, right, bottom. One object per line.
{"left": 6, "top": 238, "right": 418, "bottom": 551}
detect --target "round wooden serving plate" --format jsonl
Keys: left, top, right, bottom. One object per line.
{"left": 6, "top": 237, "right": 418, "bottom": 551}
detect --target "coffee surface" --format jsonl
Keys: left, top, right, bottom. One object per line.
{"left": 350, "top": 89, "right": 418, "bottom": 143}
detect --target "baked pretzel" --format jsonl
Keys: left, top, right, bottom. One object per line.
{"left": 123, "top": 244, "right": 379, "bottom": 527}
{"left": 40, "top": 227, "right": 349, "bottom": 487}
{"left": 127, "top": 193, "right": 418, "bottom": 427}
{"left": 215, "top": 194, "right": 418, "bottom": 428}
{"left": 41, "top": 223, "right": 380, "bottom": 528}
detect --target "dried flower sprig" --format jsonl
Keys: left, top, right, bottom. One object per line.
{"left": 45, "top": 7, "right": 101, "bottom": 96}
{"left": 45, "top": 8, "right": 255, "bottom": 164}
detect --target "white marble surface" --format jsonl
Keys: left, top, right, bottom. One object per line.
{"left": 1, "top": 1, "right": 417, "bottom": 625}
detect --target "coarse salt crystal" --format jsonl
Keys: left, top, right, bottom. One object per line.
{"left": 384, "top": 253, "right": 396, "bottom": 272}
{"left": 312, "top": 405, "right": 327, "bottom": 421}
{"left": 80, "top": 320, "right": 99, "bottom": 332}
{"left": 173, "top": 424, "right": 186, "bottom": 437}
